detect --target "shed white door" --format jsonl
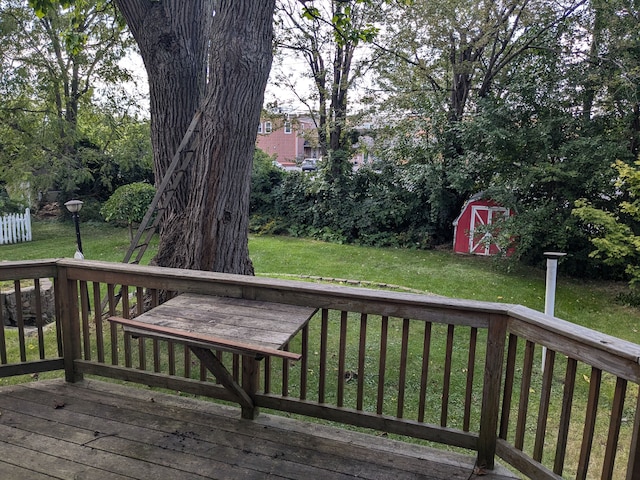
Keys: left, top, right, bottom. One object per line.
{"left": 468, "top": 206, "right": 510, "bottom": 255}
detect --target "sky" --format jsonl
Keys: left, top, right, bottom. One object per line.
{"left": 118, "top": 48, "right": 311, "bottom": 118}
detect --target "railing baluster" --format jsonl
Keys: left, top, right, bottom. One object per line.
{"left": 233, "top": 353, "right": 240, "bottom": 382}
{"left": 418, "top": 321, "right": 432, "bottom": 423}
{"left": 168, "top": 341, "right": 176, "bottom": 375}
{"left": 602, "top": 377, "right": 627, "bottom": 478}
{"left": 80, "top": 281, "right": 91, "bottom": 360}
{"left": 397, "top": 318, "right": 410, "bottom": 419}
{"left": 53, "top": 277, "right": 63, "bottom": 357}
{"left": 148, "top": 289, "right": 160, "bottom": 372}
{"left": 500, "top": 334, "right": 518, "bottom": 440}
{"left": 576, "top": 367, "right": 602, "bottom": 480}
{"left": 184, "top": 346, "right": 191, "bottom": 378}
{"left": 356, "top": 313, "right": 367, "bottom": 411}
{"left": 441, "top": 324, "right": 455, "bottom": 427}
{"left": 124, "top": 331, "right": 132, "bottom": 368}
{"left": 337, "top": 311, "right": 348, "bottom": 408}
{"left": 515, "top": 340, "right": 535, "bottom": 450}
{"left": 34, "top": 279, "right": 45, "bottom": 359}
{"left": 138, "top": 337, "right": 146, "bottom": 371}
{"left": 153, "top": 338, "right": 160, "bottom": 372}
{"left": 282, "top": 343, "right": 289, "bottom": 396}
{"left": 121, "top": 285, "right": 129, "bottom": 319}
{"left": 376, "top": 315, "right": 389, "bottom": 415}
{"left": 14, "top": 281, "right": 26, "bottom": 362}
{"left": 108, "top": 284, "right": 118, "bottom": 365}
{"left": 136, "top": 287, "right": 144, "bottom": 317}
{"left": 318, "top": 308, "right": 328, "bottom": 404}
{"left": 150, "top": 289, "right": 158, "bottom": 309}
{"left": 554, "top": 356, "right": 577, "bottom": 476}
{"left": 0, "top": 286, "right": 6, "bottom": 364}
{"left": 627, "top": 385, "right": 640, "bottom": 480}
{"left": 135, "top": 287, "right": 146, "bottom": 370}
{"left": 263, "top": 355, "right": 271, "bottom": 393}
{"left": 93, "top": 282, "right": 104, "bottom": 363}
{"left": 463, "top": 326, "right": 477, "bottom": 432}
{"left": 534, "top": 348, "right": 555, "bottom": 461}
{"left": 300, "top": 323, "right": 309, "bottom": 400}
{"left": 122, "top": 285, "right": 131, "bottom": 367}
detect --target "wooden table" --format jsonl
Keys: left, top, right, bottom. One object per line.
{"left": 109, "top": 293, "right": 317, "bottom": 419}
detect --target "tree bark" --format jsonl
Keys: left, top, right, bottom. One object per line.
{"left": 176, "top": 0, "right": 275, "bottom": 274}
{"left": 114, "top": 0, "right": 210, "bottom": 219}
{"left": 115, "top": 1, "right": 275, "bottom": 274}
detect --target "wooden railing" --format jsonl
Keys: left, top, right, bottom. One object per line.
{"left": 1, "top": 259, "right": 639, "bottom": 480}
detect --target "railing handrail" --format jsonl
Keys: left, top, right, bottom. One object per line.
{"left": 54, "top": 259, "right": 640, "bottom": 369}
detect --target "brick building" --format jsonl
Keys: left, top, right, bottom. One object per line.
{"left": 256, "top": 114, "right": 321, "bottom": 167}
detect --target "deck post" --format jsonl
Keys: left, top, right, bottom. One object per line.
{"left": 58, "top": 266, "right": 83, "bottom": 383}
{"left": 627, "top": 389, "right": 640, "bottom": 480}
{"left": 476, "top": 313, "right": 508, "bottom": 470}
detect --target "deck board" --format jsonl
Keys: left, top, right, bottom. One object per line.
{"left": 0, "top": 379, "right": 519, "bottom": 480}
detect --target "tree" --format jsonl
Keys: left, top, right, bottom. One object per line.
{"left": 274, "top": 0, "right": 382, "bottom": 180}
{"left": 114, "top": 1, "right": 275, "bottom": 274}
{"left": 0, "top": 0, "right": 136, "bottom": 199}
{"left": 443, "top": 1, "right": 637, "bottom": 274}
{"left": 366, "top": 0, "right": 626, "bottom": 254}
{"left": 573, "top": 160, "right": 640, "bottom": 285}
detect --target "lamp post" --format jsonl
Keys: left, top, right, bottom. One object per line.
{"left": 64, "top": 200, "right": 84, "bottom": 256}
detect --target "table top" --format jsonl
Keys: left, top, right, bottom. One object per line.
{"left": 117, "top": 293, "right": 318, "bottom": 358}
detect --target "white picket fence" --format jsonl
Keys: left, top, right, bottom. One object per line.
{"left": 0, "top": 208, "right": 32, "bottom": 245}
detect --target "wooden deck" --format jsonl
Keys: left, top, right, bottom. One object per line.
{"left": 0, "top": 379, "right": 519, "bottom": 480}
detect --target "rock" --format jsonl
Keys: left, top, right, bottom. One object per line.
{"left": 2, "top": 278, "right": 55, "bottom": 327}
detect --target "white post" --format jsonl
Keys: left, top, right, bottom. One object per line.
{"left": 542, "top": 252, "right": 565, "bottom": 371}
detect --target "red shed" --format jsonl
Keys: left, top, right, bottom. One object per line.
{"left": 453, "top": 193, "right": 513, "bottom": 255}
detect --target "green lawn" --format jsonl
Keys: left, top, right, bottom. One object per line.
{"left": 249, "top": 236, "right": 640, "bottom": 344}
{"left": 2, "top": 219, "right": 639, "bottom": 343}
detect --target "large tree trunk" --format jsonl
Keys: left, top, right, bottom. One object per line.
{"left": 115, "top": 1, "right": 275, "bottom": 274}
{"left": 162, "top": 1, "right": 275, "bottom": 274}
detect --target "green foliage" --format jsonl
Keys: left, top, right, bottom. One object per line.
{"left": 250, "top": 158, "right": 446, "bottom": 249}
{"left": 250, "top": 148, "right": 284, "bottom": 220}
{"left": 0, "top": 185, "right": 24, "bottom": 213}
{"left": 101, "top": 182, "right": 155, "bottom": 238}
{"left": 446, "top": 40, "right": 632, "bottom": 276}
{"left": 573, "top": 160, "right": 640, "bottom": 286}
{"left": 0, "top": 0, "right": 145, "bottom": 204}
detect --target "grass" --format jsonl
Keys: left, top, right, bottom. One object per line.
{"left": 249, "top": 236, "right": 640, "bottom": 343}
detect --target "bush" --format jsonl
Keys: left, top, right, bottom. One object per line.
{"left": 101, "top": 182, "right": 156, "bottom": 239}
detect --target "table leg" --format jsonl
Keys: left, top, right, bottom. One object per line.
{"left": 189, "top": 347, "right": 254, "bottom": 412}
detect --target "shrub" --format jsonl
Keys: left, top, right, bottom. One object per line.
{"left": 101, "top": 182, "right": 156, "bottom": 239}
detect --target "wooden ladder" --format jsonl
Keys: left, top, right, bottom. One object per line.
{"left": 121, "top": 110, "right": 203, "bottom": 266}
